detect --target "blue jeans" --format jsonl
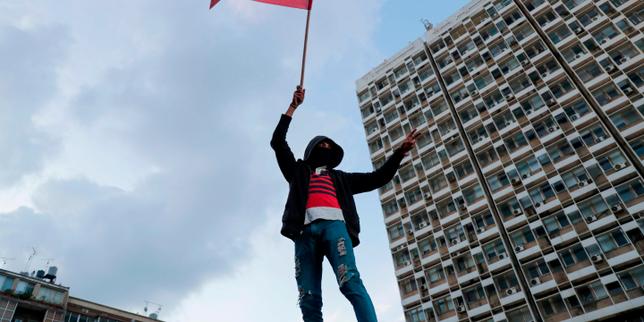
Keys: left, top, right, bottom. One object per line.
{"left": 294, "top": 220, "right": 378, "bottom": 322}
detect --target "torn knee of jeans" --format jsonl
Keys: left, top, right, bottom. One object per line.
{"left": 295, "top": 257, "right": 301, "bottom": 278}
{"left": 337, "top": 264, "right": 353, "bottom": 288}
{"left": 337, "top": 237, "right": 347, "bottom": 256}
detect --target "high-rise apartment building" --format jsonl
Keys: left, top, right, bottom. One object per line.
{"left": 355, "top": 0, "right": 643, "bottom": 321}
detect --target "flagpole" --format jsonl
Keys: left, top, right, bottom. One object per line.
{"left": 299, "top": 1, "right": 312, "bottom": 88}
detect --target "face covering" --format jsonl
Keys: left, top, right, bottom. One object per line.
{"left": 308, "top": 147, "right": 333, "bottom": 168}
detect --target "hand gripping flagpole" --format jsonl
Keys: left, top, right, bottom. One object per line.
{"left": 299, "top": 1, "right": 312, "bottom": 88}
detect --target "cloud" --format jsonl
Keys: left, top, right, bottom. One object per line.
{"left": 0, "top": 0, "right": 386, "bottom": 315}
{"left": 0, "top": 24, "right": 66, "bottom": 186}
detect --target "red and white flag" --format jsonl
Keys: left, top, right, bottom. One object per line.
{"left": 210, "top": 0, "right": 312, "bottom": 10}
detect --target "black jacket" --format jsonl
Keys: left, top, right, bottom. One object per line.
{"left": 270, "top": 114, "right": 405, "bottom": 247}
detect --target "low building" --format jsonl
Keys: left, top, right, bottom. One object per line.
{"left": 0, "top": 268, "right": 161, "bottom": 322}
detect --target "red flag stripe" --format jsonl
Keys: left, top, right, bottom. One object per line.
{"left": 253, "top": 0, "right": 311, "bottom": 10}
{"left": 210, "top": 0, "right": 220, "bottom": 9}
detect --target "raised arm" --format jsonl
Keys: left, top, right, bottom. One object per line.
{"left": 270, "top": 86, "right": 305, "bottom": 182}
{"left": 347, "top": 129, "right": 422, "bottom": 194}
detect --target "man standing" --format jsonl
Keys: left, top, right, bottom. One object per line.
{"left": 271, "top": 86, "right": 420, "bottom": 322}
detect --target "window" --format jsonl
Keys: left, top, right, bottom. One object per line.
{"left": 596, "top": 229, "right": 629, "bottom": 253}
{"left": 454, "top": 160, "right": 474, "bottom": 180}
{"left": 474, "top": 72, "right": 494, "bottom": 90}
{"left": 503, "top": 132, "right": 528, "bottom": 153}
{"left": 578, "top": 195, "right": 609, "bottom": 220}
{"left": 434, "top": 296, "right": 455, "bottom": 315}
{"left": 618, "top": 266, "right": 644, "bottom": 290}
{"left": 463, "top": 184, "right": 485, "bottom": 205}
{"left": 538, "top": 295, "right": 568, "bottom": 318}
{"left": 511, "top": 227, "right": 536, "bottom": 248}
{"left": 563, "top": 99, "right": 591, "bottom": 121}
{"left": 610, "top": 106, "right": 642, "bottom": 130}
{"left": 388, "top": 223, "right": 404, "bottom": 241}
{"left": 427, "top": 265, "right": 446, "bottom": 283}
{"left": 546, "top": 139, "right": 575, "bottom": 163}
{"left": 430, "top": 98, "right": 449, "bottom": 116}
{"left": 559, "top": 243, "right": 589, "bottom": 267}
{"left": 534, "top": 116, "right": 559, "bottom": 138}
{"left": 419, "top": 236, "right": 438, "bottom": 256}
{"left": 548, "top": 25, "right": 572, "bottom": 44}
{"left": 543, "top": 211, "right": 571, "bottom": 237}
{"left": 446, "top": 138, "right": 465, "bottom": 157}
{"left": 477, "top": 147, "right": 499, "bottom": 168}
{"left": 525, "top": 259, "right": 551, "bottom": 279}
{"left": 593, "top": 83, "right": 622, "bottom": 105}
{"left": 474, "top": 211, "right": 495, "bottom": 229}
{"left": 576, "top": 61, "right": 604, "bottom": 83}
{"left": 561, "top": 166, "right": 591, "bottom": 189}
{"left": 597, "top": 149, "right": 627, "bottom": 172}
{"left": 368, "top": 138, "right": 383, "bottom": 154}
{"left": 577, "top": 281, "right": 609, "bottom": 307}
{"left": 405, "top": 187, "right": 423, "bottom": 206}
{"left": 429, "top": 174, "right": 448, "bottom": 194}
{"left": 421, "top": 150, "right": 440, "bottom": 170}
{"left": 0, "top": 276, "right": 14, "bottom": 292}
{"left": 516, "top": 156, "right": 541, "bottom": 179}
{"left": 550, "top": 77, "right": 575, "bottom": 98}
{"left": 405, "top": 307, "right": 426, "bottom": 322}
{"left": 36, "top": 287, "right": 65, "bottom": 305}
{"left": 383, "top": 108, "right": 399, "bottom": 124}
{"left": 487, "top": 171, "right": 510, "bottom": 192}
{"left": 437, "top": 198, "right": 457, "bottom": 218}
{"left": 465, "top": 54, "right": 484, "bottom": 72}
{"left": 454, "top": 254, "right": 476, "bottom": 274}
{"left": 616, "top": 179, "right": 644, "bottom": 205}
{"left": 483, "top": 238, "right": 506, "bottom": 261}
{"left": 494, "top": 271, "right": 520, "bottom": 292}
{"left": 382, "top": 199, "right": 398, "bottom": 217}
{"left": 580, "top": 122, "right": 608, "bottom": 147}
{"left": 592, "top": 24, "right": 620, "bottom": 44}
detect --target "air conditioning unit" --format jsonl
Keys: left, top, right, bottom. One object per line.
{"left": 615, "top": 163, "right": 625, "bottom": 170}
{"left": 575, "top": 54, "right": 581, "bottom": 60}
{"left": 506, "top": 94, "right": 515, "bottom": 100}
{"left": 624, "top": 87, "right": 633, "bottom": 94}
{"left": 570, "top": 114, "right": 578, "bottom": 121}
{"left": 420, "top": 284, "right": 428, "bottom": 291}
{"left": 513, "top": 208, "right": 522, "bottom": 215}
{"left": 591, "top": 254, "right": 603, "bottom": 263}
{"left": 526, "top": 109, "right": 533, "bottom": 115}
{"left": 575, "top": 27, "right": 583, "bottom": 34}
{"left": 512, "top": 178, "right": 521, "bottom": 185}
{"left": 611, "top": 204, "right": 623, "bottom": 212}
{"left": 578, "top": 181, "right": 586, "bottom": 187}
{"left": 506, "top": 287, "right": 518, "bottom": 295}
{"left": 588, "top": 215, "right": 598, "bottom": 222}
{"left": 450, "top": 239, "right": 459, "bottom": 246}
{"left": 592, "top": 16, "right": 599, "bottom": 22}
{"left": 548, "top": 127, "right": 556, "bottom": 133}
{"left": 515, "top": 245, "right": 525, "bottom": 252}
{"left": 499, "top": 253, "right": 507, "bottom": 260}
{"left": 547, "top": 98, "right": 556, "bottom": 105}
{"left": 505, "top": 121, "right": 512, "bottom": 127}
{"left": 619, "top": 57, "right": 628, "bottom": 64}
{"left": 596, "top": 135, "right": 606, "bottom": 142}
{"left": 530, "top": 277, "right": 541, "bottom": 286}
{"left": 600, "top": 39, "right": 607, "bottom": 44}
{"left": 424, "top": 193, "right": 432, "bottom": 200}
{"left": 535, "top": 202, "right": 542, "bottom": 208}
{"left": 586, "top": 179, "right": 593, "bottom": 184}
{"left": 522, "top": 59, "right": 529, "bottom": 65}
{"left": 472, "top": 90, "right": 479, "bottom": 96}
{"left": 477, "top": 227, "right": 486, "bottom": 233}
{"left": 457, "top": 305, "right": 466, "bottom": 313}
{"left": 522, "top": 174, "right": 528, "bottom": 179}
{"left": 606, "top": 65, "right": 615, "bottom": 72}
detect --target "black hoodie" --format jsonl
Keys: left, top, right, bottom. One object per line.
{"left": 270, "top": 114, "right": 405, "bottom": 247}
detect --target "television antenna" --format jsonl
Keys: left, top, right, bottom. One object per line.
{"left": 24, "top": 247, "right": 37, "bottom": 272}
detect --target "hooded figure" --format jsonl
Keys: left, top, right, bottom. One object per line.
{"left": 270, "top": 86, "right": 419, "bottom": 322}
{"left": 303, "top": 136, "right": 344, "bottom": 169}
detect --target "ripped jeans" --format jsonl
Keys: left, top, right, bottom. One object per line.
{"left": 294, "top": 220, "right": 378, "bottom": 322}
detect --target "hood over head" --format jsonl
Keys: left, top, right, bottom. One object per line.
{"left": 303, "top": 136, "right": 344, "bottom": 169}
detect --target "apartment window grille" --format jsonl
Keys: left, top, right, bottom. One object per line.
{"left": 560, "top": 243, "right": 589, "bottom": 267}
{"left": 576, "top": 61, "right": 604, "bottom": 83}
{"left": 578, "top": 194, "right": 610, "bottom": 219}
{"left": 616, "top": 179, "right": 644, "bottom": 205}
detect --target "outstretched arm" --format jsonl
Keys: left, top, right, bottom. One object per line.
{"left": 270, "top": 86, "right": 305, "bottom": 182}
{"left": 347, "top": 129, "right": 422, "bottom": 194}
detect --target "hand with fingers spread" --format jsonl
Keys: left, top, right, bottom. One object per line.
{"left": 399, "top": 128, "right": 423, "bottom": 156}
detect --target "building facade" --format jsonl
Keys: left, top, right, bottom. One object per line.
{"left": 0, "top": 268, "right": 161, "bottom": 322}
{"left": 355, "top": 0, "right": 643, "bottom": 321}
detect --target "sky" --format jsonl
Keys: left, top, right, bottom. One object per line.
{"left": 0, "top": 0, "right": 468, "bottom": 321}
